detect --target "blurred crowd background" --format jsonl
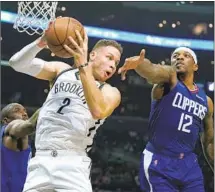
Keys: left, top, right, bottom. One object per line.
{"left": 1, "top": 1, "right": 214, "bottom": 192}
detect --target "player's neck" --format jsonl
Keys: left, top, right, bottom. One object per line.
{"left": 178, "top": 74, "right": 195, "bottom": 90}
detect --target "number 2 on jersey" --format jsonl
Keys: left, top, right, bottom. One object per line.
{"left": 177, "top": 113, "right": 193, "bottom": 133}
{"left": 57, "top": 98, "right": 71, "bottom": 114}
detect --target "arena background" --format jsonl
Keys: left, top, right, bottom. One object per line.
{"left": 1, "top": 1, "right": 214, "bottom": 192}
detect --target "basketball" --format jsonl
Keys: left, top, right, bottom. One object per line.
{"left": 45, "top": 17, "right": 85, "bottom": 58}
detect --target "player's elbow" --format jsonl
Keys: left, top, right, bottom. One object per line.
{"left": 9, "top": 57, "right": 17, "bottom": 68}
{"left": 9, "top": 56, "right": 22, "bottom": 71}
{"left": 91, "top": 110, "right": 105, "bottom": 120}
{"left": 90, "top": 108, "right": 109, "bottom": 120}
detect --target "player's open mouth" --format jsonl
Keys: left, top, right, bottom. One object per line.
{"left": 105, "top": 71, "right": 111, "bottom": 77}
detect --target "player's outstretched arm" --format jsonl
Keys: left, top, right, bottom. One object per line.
{"left": 9, "top": 33, "right": 70, "bottom": 81}
{"left": 200, "top": 96, "right": 214, "bottom": 172}
{"left": 118, "top": 49, "right": 177, "bottom": 86}
{"left": 5, "top": 109, "right": 40, "bottom": 138}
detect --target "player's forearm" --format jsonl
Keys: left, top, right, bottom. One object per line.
{"left": 79, "top": 67, "right": 106, "bottom": 119}
{"left": 28, "top": 108, "right": 40, "bottom": 128}
{"left": 207, "top": 141, "right": 214, "bottom": 163}
{"left": 135, "top": 58, "right": 170, "bottom": 84}
{"left": 204, "top": 141, "right": 214, "bottom": 168}
{"left": 9, "top": 39, "right": 45, "bottom": 76}
{"left": 202, "top": 109, "right": 214, "bottom": 171}
{"left": 13, "top": 109, "right": 40, "bottom": 138}
{"left": 201, "top": 135, "right": 214, "bottom": 171}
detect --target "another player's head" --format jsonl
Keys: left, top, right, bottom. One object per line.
{"left": 1, "top": 103, "right": 28, "bottom": 125}
{"left": 89, "top": 39, "right": 123, "bottom": 82}
{"left": 171, "top": 47, "right": 198, "bottom": 77}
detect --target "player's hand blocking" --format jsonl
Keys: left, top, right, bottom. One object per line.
{"left": 118, "top": 49, "right": 145, "bottom": 80}
{"left": 63, "top": 29, "right": 88, "bottom": 67}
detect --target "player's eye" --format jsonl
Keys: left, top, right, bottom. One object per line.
{"left": 184, "top": 53, "right": 190, "bottom": 58}
{"left": 107, "top": 55, "right": 112, "bottom": 60}
{"left": 173, "top": 54, "right": 178, "bottom": 59}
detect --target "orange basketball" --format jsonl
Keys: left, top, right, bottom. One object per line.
{"left": 45, "top": 17, "right": 85, "bottom": 58}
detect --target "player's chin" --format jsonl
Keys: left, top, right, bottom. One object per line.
{"left": 176, "top": 68, "right": 186, "bottom": 74}
{"left": 96, "top": 75, "right": 107, "bottom": 82}
{"left": 102, "top": 76, "right": 109, "bottom": 82}
{"left": 176, "top": 70, "right": 187, "bottom": 76}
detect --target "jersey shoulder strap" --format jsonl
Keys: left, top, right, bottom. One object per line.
{"left": 50, "top": 67, "right": 75, "bottom": 86}
{"left": 98, "top": 82, "right": 106, "bottom": 89}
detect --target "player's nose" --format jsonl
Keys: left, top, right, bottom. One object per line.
{"left": 109, "top": 62, "right": 116, "bottom": 71}
{"left": 176, "top": 54, "right": 185, "bottom": 61}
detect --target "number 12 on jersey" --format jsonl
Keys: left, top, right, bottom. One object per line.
{"left": 177, "top": 113, "right": 193, "bottom": 133}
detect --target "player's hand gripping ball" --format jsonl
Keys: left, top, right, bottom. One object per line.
{"left": 45, "top": 17, "right": 85, "bottom": 58}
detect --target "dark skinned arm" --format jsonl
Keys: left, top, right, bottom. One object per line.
{"left": 200, "top": 96, "right": 214, "bottom": 172}
{"left": 6, "top": 109, "right": 40, "bottom": 138}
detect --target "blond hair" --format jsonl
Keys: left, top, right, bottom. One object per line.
{"left": 92, "top": 39, "right": 123, "bottom": 54}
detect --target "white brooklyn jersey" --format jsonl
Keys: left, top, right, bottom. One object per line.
{"left": 35, "top": 68, "right": 105, "bottom": 152}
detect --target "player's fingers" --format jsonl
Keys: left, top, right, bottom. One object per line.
{"left": 118, "top": 60, "right": 131, "bottom": 74}
{"left": 83, "top": 28, "right": 88, "bottom": 42}
{"left": 124, "top": 58, "right": 134, "bottom": 66}
{"left": 45, "top": 21, "right": 53, "bottom": 33}
{"left": 139, "top": 49, "right": 145, "bottom": 60}
{"left": 121, "top": 71, "right": 127, "bottom": 80}
{"left": 63, "top": 44, "right": 76, "bottom": 56}
{"left": 118, "top": 66, "right": 125, "bottom": 74}
{"left": 67, "top": 36, "right": 82, "bottom": 53}
{"left": 49, "top": 21, "right": 54, "bottom": 26}
{"left": 75, "top": 30, "right": 83, "bottom": 47}
{"left": 48, "top": 21, "right": 54, "bottom": 29}
{"left": 118, "top": 67, "right": 122, "bottom": 74}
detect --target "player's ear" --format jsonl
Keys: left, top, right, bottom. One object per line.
{"left": 89, "top": 51, "right": 97, "bottom": 61}
{"left": 193, "top": 63, "right": 198, "bottom": 72}
{"left": 2, "top": 117, "right": 9, "bottom": 124}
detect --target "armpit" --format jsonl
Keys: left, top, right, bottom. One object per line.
{"left": 151, "top": 83, "right": 170, "bottom": 100}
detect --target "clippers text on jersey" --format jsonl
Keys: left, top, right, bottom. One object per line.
{"left": 172, "top": 92, "right": 207, "bottom": 120}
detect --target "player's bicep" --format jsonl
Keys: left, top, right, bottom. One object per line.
{"left": 151, "top": 84, "right": 165, "bottom": 100}
{"left": 153, "top": 65, "right": 177, "bottom": 85}
{"left": 151, "top": 64, "right": 170, "bottom": 82}
{"left": 151, "top": 66, "right": 177, "bottom": 100}
{"left": 36, "top": 60, "right": 71, "bottom": 81}
{"left": 102, "top": 85, "right": 121, "bottom": 118}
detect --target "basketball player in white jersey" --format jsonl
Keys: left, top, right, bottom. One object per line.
{"left": 9, "top": 28, "right": 122, "bottom": 191}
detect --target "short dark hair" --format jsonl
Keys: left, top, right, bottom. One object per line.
{"left": 92, "top": 39, "right": 123, "bottom": 54}
{"left": 1, "top": 103, "right": 21, "bottom": 124}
